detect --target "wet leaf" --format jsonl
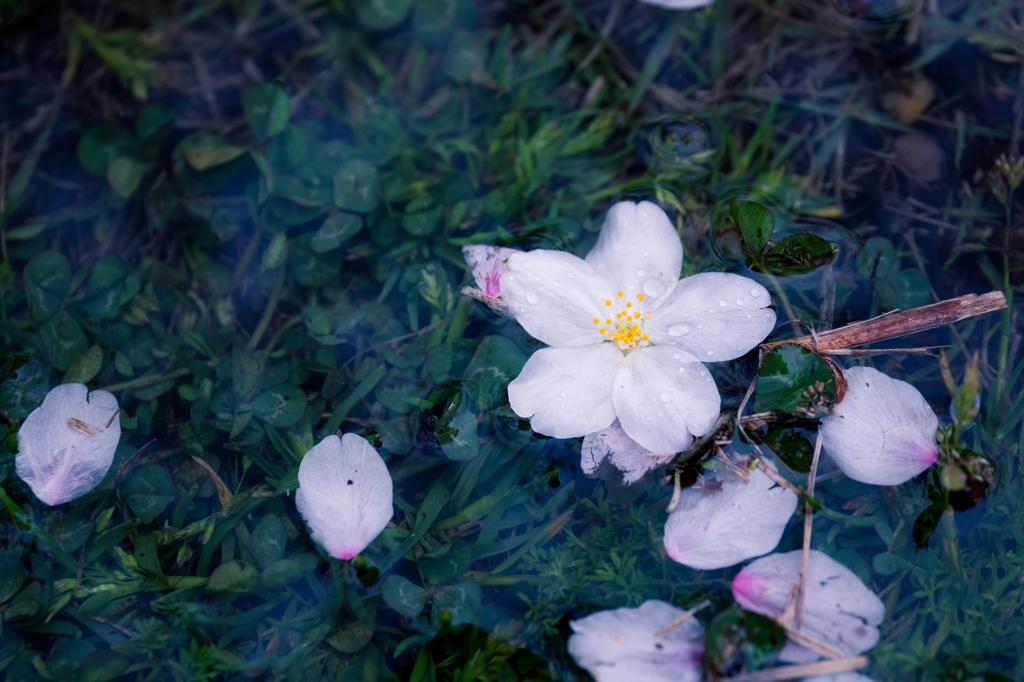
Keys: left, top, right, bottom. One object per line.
{"left": 730, "top": 200, "right": 775, "bottom": 257}
{"left": 122, "top": 465, "right": 173, "bottom": 524}
{"left": 462, "top": 335, "right": 526, "bottom": 411}
{"left": 431, "top": 582, "right": 481, "bottom": 627}
{"left": 78, "top": 255, "right": 131, "bottom": 319}
{"left": 24, "top": 250, "right": 71, "bottom": 322}
{"left": 402, "top": 206, "right": 442, "bottom": 236}
{"left": 0, "top": 556, "right": 27, "bottom": 603}
{"left": 754, "top": 344, "right": 836, "bottom": 416}
{"left": 872, "top": 551, "right": 911, "bottom": 576}
{"left": 242, "top": 83, "right": 290, "bottom": 141}
{"left": 48, "top": 638, "right": 95, "bottom": 680}
{"left": 251, "top": 514, "right": 287, "bottom": 569}
{"left": 763, "top": 425, "right": 813, "bottom": 473}
{"left": 252, "top": 384, "right": 307, "bottom": 427}
{"left": 77, "top": 125, "right": 139, "bottom": 177}
{"left": 0, "top": 358, "right": 48, "bottom": 421}
{"left": 382, "top": 575, "right": 427, "bottom": 618}
{"left": 760, "top": 233, "right": 836, "bottom": 276}
{"left": 857, "top": 236, "right": 899, "bottom": 280}
{"left": 311, "top": 212, "right": 363, "bottom": 253}
{"left": 333, "top": 158, "right": 380, "bottom": 214}
{"left": 232, "top": 347, "right": 261, "bottom": 401}
{"left": 704, "top": 605, "right": 785, "bottom": 678}
{"left": 419, "top": 541, "right": 472, "bottom": 583}
{"left": 107, "top": 156, "right": 146, "bottom": 198}
{"left": 78, "top": 651, "right": 130, "bottom": 682}
{"left": 40, "top": 309, "right": 88, "bottom": 372}
{"left": 439, "top": 397, "right": 479, "bottom": 461}
{"left": 260, "top": 559, "right": 306, "bottom": 589}
{"left": 183, "top": 143, "right": 248, "bottom": 171}
{"left": 63, "top": 345, "right": 103, "bottom": 385}
{"left": 913, "top": 500, "right": 945, "bottom": 550}
{"left": 328, "top": 603, "right": 377, "bottom": 654}
{"left": 895, "top": 268, "right": 930, "bottom": 309}
{"left": 357, "top": 0, "right": 413, "bottom": 30}
{"left": 207, "top": 560, "right": 260, "bottom": 593}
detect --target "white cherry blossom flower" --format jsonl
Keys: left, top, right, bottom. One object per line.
{"left": 465, "top": 201, "right": 776, "bottom": 454}
{"left": 581, "top": 419, "right": 673, "bottom": 484}
{"left": 296, "top": 433, "right": 393, "bottom": 560}
{"left": 663, "top": 457, "right": 798, "bottom": 570}
{"left": 16, "top": 383, "right": 121, "bottom": 506}
{"left": 820, "top": 366, "right": 938, "bottom": 485}
{"left": 732, "top": 549, "right": 885, "bottom": 663}
{"left": 567, "top": 599, "right": 705, "bottom": 682}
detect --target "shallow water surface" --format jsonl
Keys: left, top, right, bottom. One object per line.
{"left": 0, "top": 1, "right": 1022, "bottom": 681}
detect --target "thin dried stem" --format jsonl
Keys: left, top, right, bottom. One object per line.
{"left": 795, "top": 431, "right": 822, "bottom": 630}
{"left": 726, "top": 656, "right": 869, "bottom": 682}
{"left": 655, "top": 599, "right": 711, "bottom": 638}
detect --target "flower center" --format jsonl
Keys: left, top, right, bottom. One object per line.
{"left": 593, "top": 291, "right": 652, "bottom": 352}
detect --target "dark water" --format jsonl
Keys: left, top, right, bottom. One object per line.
{"left": 0, "top": 0, "right": 1022, "bottom": 681}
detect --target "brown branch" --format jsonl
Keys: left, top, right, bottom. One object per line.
{"left": 765, "top": 291, "right": 1007, "bottom": 353}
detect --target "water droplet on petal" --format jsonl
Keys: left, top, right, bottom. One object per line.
{"left": 750, "top": 288, "right": 760, "bottom": 297}
{"left": 668, "top": 324, "right": 690, "bottom": 337}
{"left": 673, "top": 353, "right": 681, "bottom": 359}
{"left": 560, "top": 392, "right": 566, "bottom": 398}
{"left": 526, "top": 291, "right": 540, "bottom": 305}
{"left": 679, "top": 367, "right": 686, "bottom": 372}
{"left": 643, "top": 280, "right": 665, "bottom": 298}
{"left": 522, "top": 260, "right": 534, "bottom": 270}
{"left": 660, "top": 393, "right": 671, "bottom": 402}
{"left": 567, "top": 272, "right": 575, "bottom": 278}
{"left": 553, "top": 280, "right": 561, "bottom": 286}
{"left": 719, "top": 300, "right": 728, "bottom": 307}
{"left": 706, "top": 350, "right": 713, "bottom": 356}
{"left": 636, "top": 269, "right": 646, "bottom": 277}
{"left": 736, "top": 298, "right": 745, "bottom": 305}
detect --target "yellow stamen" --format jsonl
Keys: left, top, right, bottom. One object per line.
{"left": 593, "top": 318, "right": 599, "bottom": 324}
{"left": 642, "top": 335, "right": 649, "bottom": 340}
{"left": 605, "top": 318, "right": 612, "bottom": 324}
{"left": 645, "top": 315, "right": 652, "bottom": 320}
{"left": 600, "top": 328, "right": 606, "bottom": 334}
{"left": 617, "top": 291, "right": 624, "bottom": 298}
{"left": 605, "top": 300, "right": 612, "bottom": 306}
{"left": 626, "top": 302, "right": 632, "bottom": 308}
{"left": 637, "top": 293, "right": 644, "bottom": 301}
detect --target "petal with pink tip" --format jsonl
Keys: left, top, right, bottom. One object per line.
{"left": 295, "top": 433, "right": 393, "bottom": 560}
{"left": 820, "top": 366, "right": 938, "bottom": 485}
{"left": 462, "top": 244, "right": 519, "bottom": 297}
{"left": 568, "top": 599, "right": 704, "bottom": 682}
{"left": 663, "top": 459, "right": 797, "bottom": 570}
{"left": 732, "top": 550, "right": 885, "bottom": 663}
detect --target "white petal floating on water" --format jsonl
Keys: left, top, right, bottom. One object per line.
{"left": 295, "top": 433, "right": 394, "bottom": 560}
{"left": 462, "top": 245, "right": 519, "bottom": 297}
{"left": 732, "top": 550, "right": 885, "bottom": 663}
{"left": 820, "top": 366, "right": 938, "bottom": 485}
{"left": 568, "top": 599, "right": 705, "bottom": 682}
{"left": 581, "top": 419, "right": 673, "bottom": 484}
{"left": 16, "top": 383, "right": 121, "bottom": 506}
{"left": 663, "top": 459, "right": 798, "bottom": 570}
{"left": 802, "top": 674, "right": 879, "bottom": 682}
{"left": 638, "top": 0, "right": 715, "bottom": 8}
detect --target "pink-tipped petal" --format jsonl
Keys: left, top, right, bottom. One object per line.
{"left": 295, "top": 433, "right": 393, "bottom": 560}
{"left": 462, "top": 245, "right": 519, "bottom": 297}
{"left": 820, "top": 366, "right": 939, "bottom": 485}
{"left": 663, "top": 459, "right": 797, "bottom": 570}
{"left": 568, "top": 600, "right": 705, "bottom": 682}
{"left": 16, "top": 384, "right": 121, "bottom": 506}
{"left": 732, "top": 550, "right": 885, "bottom": 663}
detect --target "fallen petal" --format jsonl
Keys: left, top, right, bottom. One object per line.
{"left": 16, "top": 383, "right": 121, "bottom": 506}
{"left": 664, "top": 459, "right": 798, "bottom": 570}
{"left": 820, "top": 366, "right": 938, "bottom": 485}
{"left": 638, "top": 0, "right": 715, "bottom": 8}
{"left": 296, "top": 433, "right": 393, "bottom": 560}
{"left": 802, "top": 674, "right": 879, "bottom": 682}
{"left": 462, "top": 244, "right": 519, "bottom": 298}
{"left": 732, "top": 550, "right": 885, "bottom": 663}
{"left": 582, "top": 419, "right": 673, "bottom": 484}
{"left": 568, "top": 599, "right": 704, "bottom": 682}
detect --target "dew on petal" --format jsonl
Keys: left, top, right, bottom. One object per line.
{"left": 736, "top": 298, "right": 745, "bottom": 305}
{"left": 526, "top": 291, "right": 540, "bottom": 305}
{"left": 522, "top": 260, "right": 534, "bottom": 270}
{"left": 636, "top": 269, "right": 646, "bottom": 277}
{"left": 719, "top": 300, "right": 728, "bottom": 307}
{"left": 643, "top": 280, "right": 665, "bottom": 297}
{"left": 750, "top": 288, "right": 760, "bottom": 296}
{"left": 668, "top": 324, "right": 690, "bottom": 337}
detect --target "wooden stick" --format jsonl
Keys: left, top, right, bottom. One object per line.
{"left": 796, "top": 432, "right": 823, "bottom": 630}
{"left": 764, "top": 291, "right": 1006, "bottom": 353}
{"left": 655, "top": 599, "right": 711, "bottom": 638}
{"left": 726, "top": 656, "right": 869, "bottom": 682}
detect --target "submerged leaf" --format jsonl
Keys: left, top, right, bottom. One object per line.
{"left": 295, "top": 433, "right": 393, "bottom": 560}
{"left": 16, "top": 384, "right": 121, "bottom": 506}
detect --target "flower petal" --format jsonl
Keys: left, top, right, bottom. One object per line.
{"left": 568, "top": 600, "right": 705, "bottom": 682}
{"left": 585, "top": 201, "right": 683, "bottom": 310}
{"left": 664, "top": 459, "right": 797, "bottom": 570}
{"left": 508, "top": 345, "right": 621, "bottom": 439}
{"left": 638, "top": 0, "right": 714, "bottom": 8}
{"left": 16, "top": 383, "right": 121, "bottom": 506}
{"left": 295, "top": 433, "right": 393, "bottom": 560}
{"left": 612, "top": 346, "right": 720, "bottom": 453}
{"left": 582, "top": 419, "right": 673, "bottom": 484}
{"left": 462, "top": 245, "right": 519, "bottom": 297}
{"left": 819, "top": 366, "right": 938, "bottom": 485}
{"left": 802, "top": 675, "right": 879, "bottom": 682}
{"left": 732, "top": 550, "right": 885, "bottom": 663}
{"left": 647, "top": 272, "right": 776, "bottom": 362}
{"left": 502, "top": 249, "right": 615, "bottom": 347}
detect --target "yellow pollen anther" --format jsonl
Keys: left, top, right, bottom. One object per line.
{"left": 617, "top": 291, "right": 624, "bottom": 298}
{"left": 605, "top": 300, "right": 612, "bottom": 306}
{"left": 642, "top": 334, "right": 649, "bottom": 340}
{"left": 593, "top": 318, "right": 599, "bottom": 324}
{"left": 626, "top": 302, "right": 632, "bottom": 308}
{"left": 645, "top": 315, "right": 652, "bottom": 320}
{"left": 600, "top": 328, "right": 606, "bottom": 334}
{"left": 637, "top": 294, "right": 644, "bottom": 301}
{"left": 605, "top": 318, "right": 612, "bottom": 324}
